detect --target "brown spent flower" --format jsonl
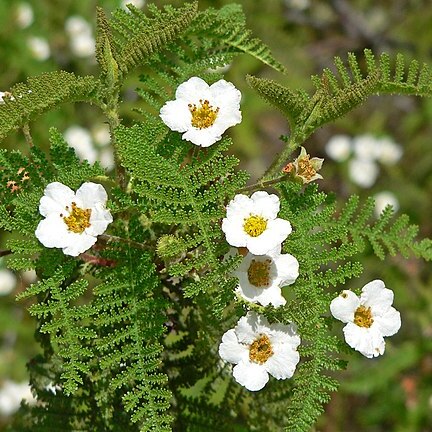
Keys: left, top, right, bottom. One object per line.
{"left": 283, "top": 146, "right": 324, "bottom": 184}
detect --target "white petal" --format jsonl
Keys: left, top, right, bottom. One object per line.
{"left": 210, "top": 80, "right": 241, "bottom": 109}
{"left": 62, "top": 233, "right": 97, "bottom": 256}
{"left": 175, "top": 77, "right": 210, "bottom": 100}
{"left": 39, "top": 182, "right": 74, "bottom": 217}
{"left": 274, "top": 253, "right": 299, "bottom": 285}
{"left": 225, "top": 194, "right": 253, "bottom": 220}
{"left": 221, "top": 218, "right": 247, "bottom": 248}
{"left": 360, "top": 280, "right": 394, "bottom": 316}
{"left": 254, "top": 286, "right": 286, "bottom": 307}
{"left": 86, "top": 205, "right": 113, "bottom": 236}
{"left": 181, "top": 127, "right": 221, "bottom": 147}
{"left": 75, "top": 182, "right": 108, "bottom": 208}
{"left": 250, "top": 191, "right": 280, "bottom": 220}
{"left": 265, "top": 345, "right": 300, "bottom": 380}
{"left": 374, "top": 307, "right": 401, "bottom": 337}
{"left": 268, "top": 322, "right": 301, "bottom": 348}
{"left": 232, "top": 361, "right": 269, "bottom": 391}
{"left": 343, "top": 322, "right": 385, "bottom": 358}
{"left": 159, "top": 99, "right": 191, "bottom": 133}
{"left": 246, "top": 218, "right": 291, "bottom": 255}
{"left": 330, "top": 290, "right": 360, "bottom": 323}
{"left": 213, "top": 109, "right": 242, "bottom": 130}
{"left": 219, "top": 329, "right": 249, "bottom": 364}
{"left": 235, "top": 312, "right": 259, "bottom": 344}
{"left": 35, "top": 215, "right": 70, "bottom": 248}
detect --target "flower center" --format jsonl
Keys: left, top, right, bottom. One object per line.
{"left": 247, "top": 258, "right": 272, "bottom": 287}
{"left": 188, "top": 99, "right": 219, "bottom": 129}
{"left": 297, "top": 155, "right": 317, "bottom": 181}
{"left": 354, "top": 305, "right": 374, "bottom": 328}
{"left": 63, "top": 202, "right": 92, "bottom": 234}
{"left": 243, "top": 215, "right": 267, "bottom": 237}
{"left": 249, "top": 334, "right": 274, "bottom": 365}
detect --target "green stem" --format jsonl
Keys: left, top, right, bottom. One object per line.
{"left": 22, "top": 123, "right": 34, "bottom": 148}
{"left": 237, "top": 174, "right": 290, "bottom": 194}
{"left": 99, "top": 234, "right": 151, "bottom": 251}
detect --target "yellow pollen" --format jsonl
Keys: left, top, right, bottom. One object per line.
{"left": 188, "top": 99, "right": 219, "bottom": 129}
{"left": 247, "top": 259, "right": 272, "bottom": 287}
{"left": 63, "top": 202, "right": 92, "bottom": 234}
{"left": 243, "top": 215, "right": 267, "bottom": 237}
{"left": 297, "top": 155, "right": 317, "bottom": 181}
{"left": 249, "top": 334, "right": 274, "bottom": 365}
{"left": 354, "top": 305, "right": 374, "bottom": 328}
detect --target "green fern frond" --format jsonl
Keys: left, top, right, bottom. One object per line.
{"left": 107, "top": 2, "right": 198, "bottom": 77}
{"left": 0, "top": 72, "right": 99, "bottom": 142}
{"left": 17, "top": 263, "right": 96, "bottom": 395}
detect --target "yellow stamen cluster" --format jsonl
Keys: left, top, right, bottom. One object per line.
{"left": 249, "top": 334, "right": 274, "bottom": 364}
{"left": 188, "top": 99, "right": 219, "bottom": 129}
{"left": 354, "top": 305, "right": 374, "bottom": 328}
{"left": 243, "top": 215, "right": 267, "bottom": 237}
{"left": 63, "top": 202, "right": 92, "bottom": 234}
{"left": 247, "top": 259, "right": 272, "bottom": 287}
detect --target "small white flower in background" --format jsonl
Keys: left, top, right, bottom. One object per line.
{"left": 0, "top": 380, "right": 35, "bottom": 416}
{"left": 219, "top": 311, "right": 300, "bottom": 391}
{"left": 353, "top": 134, "right": 381, "bottom": 161}
{"left": 284, "top": 0, "right": 310, "bottom": 11}
{"left": 99, "top": 148, "right": 115, "bottom": 171}
{"left": 374, "top": 191, "right": 400, "bottom": 218}
{"left": 0, "top": 269, "right": 17, "bottom": 296}
{"left": 376, "top": 137, "right": 403, "bottom": 165}
{"left": 70, "top": 33, "right": 95, "bottom": 58}
{"left": 91, "top": 123, "right": 111, "bottom": 147}
{"left": 64, "top": 126, "right": 97, "bottom": 164}
{"left": 121, "top": 0, "right": 146, "bottom": 10}
{"left": 330, "top": 279, "right": 401, "bottom": 358}
{"left": 222, "top": 191, "right": 292, "bottom": 256}
{"left": 65, "top": 16, "right": 92, "bottom": 36}
{"left": 21, "top": 269, "right": 37, "bottom": 284}
{"left": 348, "top": 158, "right": 379, "bottom": 188}
{"left": 35, "top": 182, "right": 113, "bottom": 257}
{"left": 233, "top": 245, "right": 299, "bottom": 307}
{"left": 160, "top": 77, "right": 242, "bottom": 147}
{"left": 0, "top": 91, "right": 15, "bottom": 104}
{"left": 325, "top": 134, "right": 352, "bottom": 162}
{"left": 16, "top": 3, "right": 34, "bottom": 28}
{"left": 27, "top": 36, "right": 50, "bottom": 61}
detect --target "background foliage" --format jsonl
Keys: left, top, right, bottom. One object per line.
{"left": 0, "top": 1, "right": 431, "bottom": 431}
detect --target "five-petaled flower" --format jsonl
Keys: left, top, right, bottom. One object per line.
{"left": 330, "top": 279, "right": 401, "bottom": 358}
{"left": 159, "top": 76, "right": 242, "bottom": 147}
{"left": 222, "top": 191, "right": 292, "bottom": 256}
{"left": 219, "top": 311, "right": 300, "bottom": 391}
{"left": 35, "top": 182, "right": 113, "bottom": 257}
{"left": 233, "top": 245, "right": 299, "bottom": 307}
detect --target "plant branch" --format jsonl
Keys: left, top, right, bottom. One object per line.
{"left": 22, "top": 123, "right": 34, "bottom": 148}
{"left": 237, "top": 174, "right": 290, "bottom": 194}
{"left": 0, "top": 249, "right": 12, "bottom": 257}
{"left": 98, "top": 234, "right": 151, "bottom": 251}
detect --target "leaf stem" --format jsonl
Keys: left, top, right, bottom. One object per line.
{"left": 237, "top": 174, "right": 290, "bottom": 194}
{"left": 98, "top": 234, "right": 151, "bottom": 251}
{"left": 22, "top": 123, "right": 34, "bottom": 148}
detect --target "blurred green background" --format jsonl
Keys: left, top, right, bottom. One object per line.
{"left": 0, "top": 0, "right": 432, "bottom": 430}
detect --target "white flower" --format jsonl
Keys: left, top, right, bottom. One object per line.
{"left": 353, "top": 134, "right": 381, "bottom": 161}
{"left": 222, "top": 191, "right": 292, "bottom": 256}
{"left": 0, "top": 269, "right": 17, "bottom": 296}
{"left": 0, "top": 91, "right": 15, "bottom": 104}
{"left": 325, "top": 134, "right": 352, "bottom": 162}
{"left": 330, "top": 280, "right": 401, "bottom": 358}
{"left": 35, "top": 182, "right": 113, "bottom": 257}
{"left": 374, "top": 191, "right": 399, "bottom": 218}
{"left": 348, "top": 158, "right": 379, "bottom": 188}
{"left": 99, "top": 148, "right": 115, "bottom": 170}
{"left": 64, "top": 126, "right": 97, "bottom": 164}
{"left": 219, "top": 311, "right": 300, "bottom": 391}
{"left": 376, "top": 137, "right": 403, "bottom": 165}
{"left": 65, "top": 16, "right": 92, "bottom": 36}
{"left": 70, "top": 33, "right": 95, "bottom": 58}
{"left": 160, "top": 77, "right": 242, "bottom": 147}
{"left": 27, "top": 36, "right": 50, "bottom": 61}
{"left": 233, "top": 245, "right": 299, "bottom": 307}
{"left": 0, "top": 380, "right": 35, "bottom": 416}
{"left": 16, "top": 3, "right": 34, "bottom": 29}
{"left": 121, "top": 0, "right": 146, "bottom": 10}
{"left": 91, "top": 123, "right": 111, "bottom": 147}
